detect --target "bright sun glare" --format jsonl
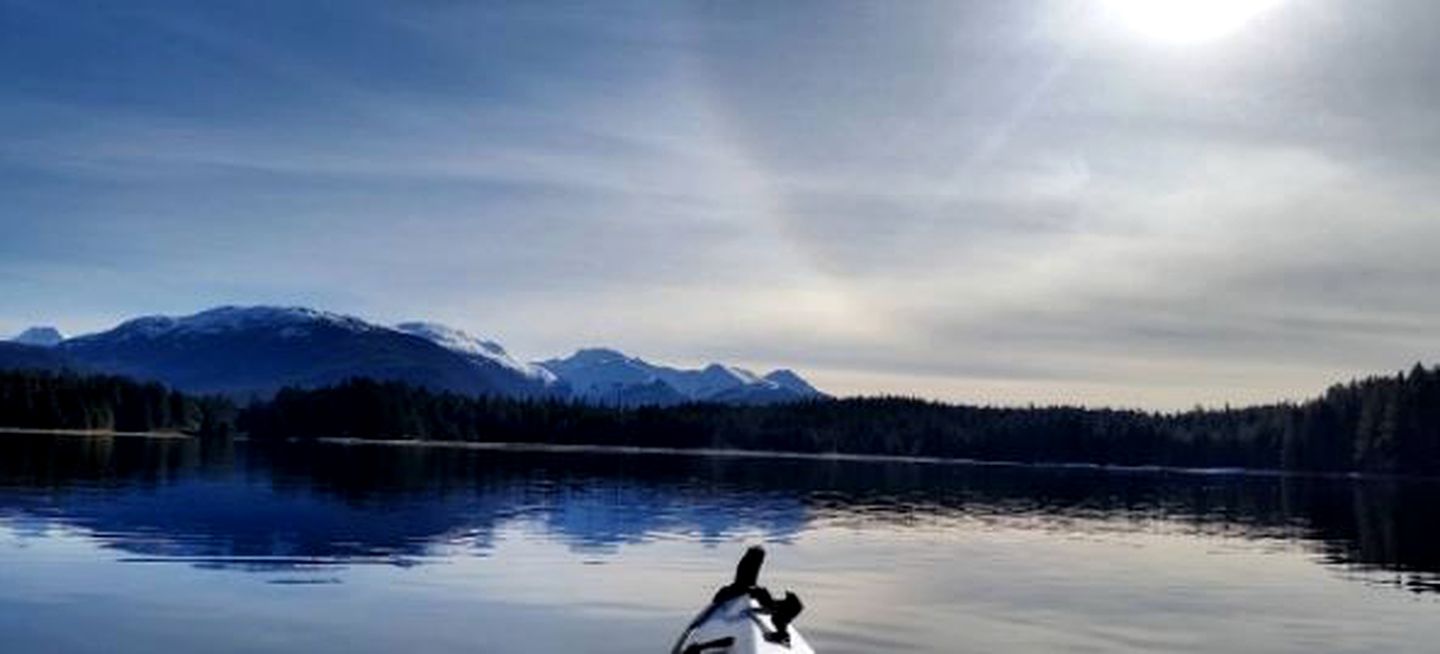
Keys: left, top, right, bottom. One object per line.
{"left": 1104, "top": 0, "right": 1282, "bottom": 43}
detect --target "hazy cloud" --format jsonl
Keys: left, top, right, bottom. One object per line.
{"left": 2, "top": 0, "right": 1437, "bottom": 408}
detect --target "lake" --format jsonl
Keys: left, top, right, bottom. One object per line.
{"left": 1, "top": 433, "right": 1437, "bottom": 653}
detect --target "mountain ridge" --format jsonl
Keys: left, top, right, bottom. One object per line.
{"left": 53, "top": 306, "right": 534, "bottom": 399}
{"left": 537, "top": 348, "right": 827, "bottom": 406}
{"left": 3, "top": 306, "right": 825, "bottom": 405}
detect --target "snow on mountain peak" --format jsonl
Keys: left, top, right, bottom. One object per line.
{"left": 538, "top": 349, "right": 825, "bottom": 405}
{"left": 538, "top": 348, "right": 656, "bottom": 390}
{"left": 395, "top": 322, "right": 505, "bottom": 357}
{"left": 188, "top": 306, "right": 373, "bottom": 332}
{"left": 566, "top": 348, "right": 633, "bottom": 365}
{"left": 763, "top": 369, "right": 823, "bottom": 396}
{"left": 395, "top": 321, "right": 555, "bottom": 383}
{"left": 702, "top": 363, "right": 763, "bottom": 385}
{"left": 101, "top": 306, "right": 375, "bottom": 340}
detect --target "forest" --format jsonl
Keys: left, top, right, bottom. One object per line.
{"left": 0, "top": 370, "right": 235, "bottom": 435}
{"left": 236, "top": 364, "right": 1440, "bottom": 475}
{"left": 2, "top": 365, "right": 1438, "bottom": 475}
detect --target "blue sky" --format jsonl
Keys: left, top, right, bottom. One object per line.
{"left": 3, "top": 0, "right": 1439, "bottom": 408}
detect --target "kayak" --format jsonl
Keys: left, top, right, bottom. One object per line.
{"left": 671, "top": 546, "right": 815, "bottom": 654}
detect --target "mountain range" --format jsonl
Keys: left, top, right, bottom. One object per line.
{"left": 539, "top": 348, "right": 821, "bottom": 406}
{"left": 0, "top": 306, "right": 826, "bottom": 405}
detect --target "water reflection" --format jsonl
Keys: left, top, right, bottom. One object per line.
{"left": 1, "top": 433, "right": 1437, "bottom": 592}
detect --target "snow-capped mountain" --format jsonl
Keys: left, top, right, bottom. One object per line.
{"left": 394, "top": 321, "right": 560, "bottom": 387}
{"left": 11, "top": 326, "right": 64, "bottom": 347}
{"left": 536, "top": 349, "right": 688, "bottom": 406}
{"left": 57, "top": 306, "right": 553, "bottom": 399}
{"left": 0, "top": 305, "right": 825, "bottom": 405}
{"left": 537, "top": 348, "right": 827, "bottom": 406}
{"left": 656, "top": 363, "right": 767, "bottom": 399}
{"left": 96, "top": 306, "right": 376, "bottom": 340}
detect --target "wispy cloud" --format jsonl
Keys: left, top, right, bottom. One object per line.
{"left": 2, "top": 0, "right": 1438, "bottom": 408}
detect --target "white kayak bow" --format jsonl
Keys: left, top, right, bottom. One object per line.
{"left": 671, "top": 547, "right": 815, "bottom": 654}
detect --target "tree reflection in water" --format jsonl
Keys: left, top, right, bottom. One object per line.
{"left": 0, "top": 433, "right": 1436, "bottom": 593}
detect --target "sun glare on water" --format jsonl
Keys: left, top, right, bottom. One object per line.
{"left": 1104, "top": 0, "right": 1283, "bottom": 43}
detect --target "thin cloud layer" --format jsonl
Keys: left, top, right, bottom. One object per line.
{"left": 1, "top": 0, "right": 1436, "bottom": 408}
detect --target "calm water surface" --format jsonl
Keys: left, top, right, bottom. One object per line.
{"left": 1, "top": 433, "right": 1438, "bottom": 653}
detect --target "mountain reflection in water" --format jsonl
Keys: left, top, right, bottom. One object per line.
{"left": 1, "top": 433, "right": 1436, "bottom": 594}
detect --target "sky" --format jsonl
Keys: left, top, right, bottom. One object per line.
{"left": 2, "top": 0, "right": 1438, "bottom": 409}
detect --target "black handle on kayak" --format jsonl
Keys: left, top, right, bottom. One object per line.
{"left": 712, "top": 545, "right": 766, "bottom": 604}
{"left": 733, "top": 546, "right": 765, "bottom": 588}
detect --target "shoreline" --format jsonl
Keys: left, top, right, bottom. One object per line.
{"left": 3, "top": 428, "right": 1433, "bottom": 483}
{"left": 0, "top": 427, "right": 192, "bottom": 439}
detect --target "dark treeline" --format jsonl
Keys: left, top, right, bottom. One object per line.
{"left": 236, "top": 364, "right": 1440, "bottom": 476}
{"left": 0, "top": 369, "right": 236, "bottom": 435}
{"left": 4, "top": 366, "right": 1437, "bottom": 475}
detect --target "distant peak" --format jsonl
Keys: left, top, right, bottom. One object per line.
{"left": 566, "top": 347, "right": 632, "bottom": 363}
{"left": 701, "top": 363, "right": 762, "bottom": 384}
{"left": 12, "top": 326, "right": 64, "bottom": 347}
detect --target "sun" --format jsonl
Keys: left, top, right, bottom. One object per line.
{"left": 1103, "top": 0, "right": 1283, "bottom": 44}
